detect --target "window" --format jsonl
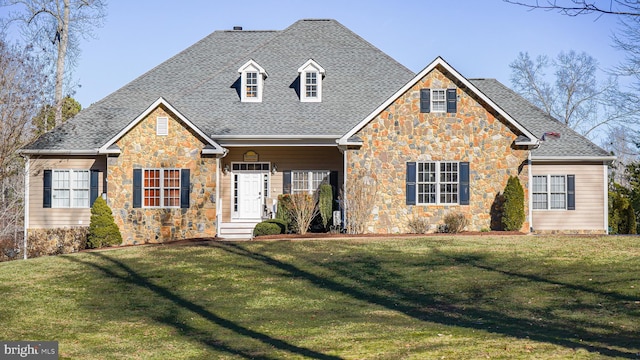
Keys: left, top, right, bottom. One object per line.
{"left": 416, "top": 162, "right": 458, "bottom": 204}
{"left": 292, "top": 170, "right": 330, "bottom": 194}
{"left": 533, "top": 175, "right": 573, "bottom": 210}
{"left": 238, "top": 60, "right": 267, "bottom": 102}
{"left": 305, "top": 72, "right": 317, "bottom": 98}
{"left": 298, "top": 59, "right": 325, "bottom": 102}
{"left": 431, "top": 89, "right": 446, "bottom": 113}
{"left": 420, "top": 88, "right": 457, "bottom": 113}
{"left": 142, "top": 169, "right": 181, "bottom": 208}
{"left": 52, "top": 170, "right": 90, "bottom": 208}
{"left": 246, "top": 72, "right": 258, "bottom": 98}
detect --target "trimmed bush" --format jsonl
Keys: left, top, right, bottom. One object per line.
{"left": 609, "top": 189, "right": 637, "bottom": 234}
{"left": 253, "top": 222, "right": 282, "bottom": 237}
{"left": 276, "top": 194, "right": 295, "bottom": 231}
{"left": 25, "top": 227, "right": 89, "bottom": 258}
{"left": 264, "top": 218, "right": 288, "bottom": 234}
{"left": 443, "top": 212, "right": 468, "bottom": 233}
{"left": 318, "top": 183, "right": 333, "bottom": 230}
{"left": 502, "top": 176, "right": 525, "bottom": 231}
{"left": 87, "top": 197, "right": 123, "bottom": 249}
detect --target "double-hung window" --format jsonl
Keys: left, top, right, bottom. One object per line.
{"left": 291, "top": 170, "right": 330, "bottom": 194}
{"left": 245, "top": 72, "right": 258, "bottom": 98}
{"left": 431, "top": 89, "right": 446, "bottom": 113}
{"left": 52, "top": 170, "right": 90, "bottom": 208}
{"left": 305, "top": 72, "right": 318, "bottom": 98}
{"left": 143, "top": 169, "right": 181, "bottom": 208}
{"left": 133, "top": 168, "right": 189, "bottom": 209}
{"left": 407, "top": 161, "right": 469, "bottom": 206}
{"left": 533, "top": 175, "right": 574, "bottom": 210}
{"left": 417, "top": 162, "right": 458, "bottom": 204}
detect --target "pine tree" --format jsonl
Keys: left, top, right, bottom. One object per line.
{"left": 502, "top": 176, "right": 525, "bottom": 231}
{"left": 87, "top": 197, "right": 122, "bottom": 248}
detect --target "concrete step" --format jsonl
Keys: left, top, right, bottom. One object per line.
{"left": 218, "top": 222, "right": 258, "bottom": 240}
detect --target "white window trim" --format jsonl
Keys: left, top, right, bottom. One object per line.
{"left": 416, "top": 161, "right": 459, "bottom": 205}
{"left": 298, "top": 59, "right": 325, "bottom": 103}
{"left": 52, "top": 169, "right": 90, "bottom": 208}
{"left": 291, "top": 170, "right": 330, "bottom": 194}
{"left": 431, "top": 89, "right": 447, "bottom": 113}
{"left": 142, "top": 168, "right": 181, "bottom": 209}
{"left": 238, "top": 60, "right": 267, "bottom": 103}
{"left": 156, "top": 117, "right": 168, "bottom": 136}
{"left": 532, "top": 174, "right": 567, "bottom": 211}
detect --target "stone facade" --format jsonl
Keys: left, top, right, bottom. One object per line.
{"left": 347, "top": 65, "right": 530, "bottom": 233}
{"left": 108, "top": 105, "right": 217, "bottom": 244}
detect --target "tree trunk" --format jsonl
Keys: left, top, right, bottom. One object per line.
{"left": 54, "top": 0, "right": 70, "bottom": 128}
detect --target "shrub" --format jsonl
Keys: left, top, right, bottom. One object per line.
{"left": 407, "top": 217, "right": 430, "bottom": 234}
{"left": 253, "top": 222, "right": 282, "bottom": 237}
{"left": 276, "top": 194, "right": 294, "bottom": 231}
{"left": 443, "top": 212, "right": 468, "bottom": 233}
{"left": 289, "top": 193, "right": 319, "bottom": 235}
{"left": 318, "top": 183, "right": 333, "bottom": 230}
{"left": 87, "top": 197, "right": 123, "bottom": 249}
{"left": 502, "top": 176, "right": 525, "bottom": 231}
{"left": 264, "top": 218, "right": 288, "bottom": 234}
{"left": 609, "top": 188, "right": 637, "bottom": 234}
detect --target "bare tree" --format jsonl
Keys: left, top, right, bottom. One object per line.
{"left": 0, "top": 37, "right": 48, "bottom": 252}
{"left": 1, "top": 0, "right": 106, "bottom": 129}
{"left": 288, "top": 193, "right": 319, "bottom": 235}
{"left": 503, "top": 0, "right": 640, "bottom": 17}
{"left": 341, "top": 170, "right": 378, "bottom": 234}
{"left": 510, "top": 51, "right": 636, "bottom": 138}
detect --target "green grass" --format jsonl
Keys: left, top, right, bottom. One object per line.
{"left": 1, "top": 235, "right": 639, "bottom": 359}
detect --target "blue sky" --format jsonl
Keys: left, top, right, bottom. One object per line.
{"left": 2, "top": 0, "right": 624, "bottom": 108}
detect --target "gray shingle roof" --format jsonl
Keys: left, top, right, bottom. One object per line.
{"left": 469, "top": 78, "right": 611, "bottom": 158}
{"left": 23, "top": 19, "right": 414, "bottom": 151}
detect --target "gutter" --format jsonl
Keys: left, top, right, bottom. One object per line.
{"left": 531, "top": 156, "right": 616, "bottom": 163}
{"left": 17, "top": 149, "right": 99, "bottom": 156}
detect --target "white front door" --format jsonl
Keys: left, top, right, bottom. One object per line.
{"left": 238, "top": 173, "right": 263, "bottom": 219}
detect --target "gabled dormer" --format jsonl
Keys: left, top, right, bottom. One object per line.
{"left": 298, "top": 59, "right": 325, "bottom": 102}
{"left": 238, "top": 60, "right": 267, "bottom": 102}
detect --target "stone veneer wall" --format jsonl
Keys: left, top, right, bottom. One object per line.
{"left": 348, "top": 66, "right": 530, "bottom": 233}
{"left": 108, "top": 105, "right": 217, "bottom": 244}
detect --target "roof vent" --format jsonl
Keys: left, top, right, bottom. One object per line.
{"left": 233, "top": 26, "right": 243, "bottom": 31}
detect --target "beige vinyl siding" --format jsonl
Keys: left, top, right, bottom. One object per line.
{"left": 28, "top": 156, "right": 107, "bottom": 228}
{"left": 531, "top": 162, "right": 606, "bottom": 232}
{"left": 220, "top": 147, "right": 342, "bottom": 222}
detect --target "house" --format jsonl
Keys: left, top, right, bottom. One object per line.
{"left": 19, "top": 19, "right": 614, "bottom": 245}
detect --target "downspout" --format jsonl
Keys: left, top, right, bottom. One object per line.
{"left": 22, "top": 155, "right": 29, "bottom": 260}
{"left": 343, "top": 148, "right": 348, "bottom": 232}
{"left": 604, "top": 162, "right": 609, "bottom": 234}
{"left": 528, "top": 150, "right": 533, "bottom": 233}
{"left": 216, "top": 157, "right": 221, "bottom": 236}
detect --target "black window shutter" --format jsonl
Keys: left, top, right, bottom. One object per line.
{"left": 459, "top": 162, "right": 470, "bottom": 205}
{"left": 329, "top": 171, "right": 339, "bottom": 208}
{"left": 406, "top": 162, "right": 416, "bottom": 205}
{"left": 90, "top": 170, "right": 99, "bottom": 206}
{"left": 283, "top": 170, "right": 292, "bottom": 194}
{"left": 567, "top": 174, "right": 575, "bottom": 210}
{"left": 447, "top": 88, "right": 457, "bottom": 113}
{"left": 420, "top": 89, "right": 430, "bottom": 113}
{"left": 133, "top": 169, "right": 142, "bottom": 208}
{"left": 180, "top": 169, "right": 190, "bottom": 209}
{"left": 43, "top": 170, "right": 52, "bottom": 208}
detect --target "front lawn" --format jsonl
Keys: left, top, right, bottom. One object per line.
{"left": 0, "top": 235, "right": 639, "bottom": 359}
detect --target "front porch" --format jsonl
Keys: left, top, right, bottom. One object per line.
{"left": 217, "top": 146, "right": 343, "bottom": 239}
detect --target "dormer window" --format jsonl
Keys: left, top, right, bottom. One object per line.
{"left": 238, "top": 60, "right": 267, "bottom": 102}
{"left": 298, "top": 59, "right": 325, "bottom": 102}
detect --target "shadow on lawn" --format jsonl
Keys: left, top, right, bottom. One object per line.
{"left": 64, "top": 252, "right": 342, "bottom": 360}
{"left": 211, "top": 242, "right": 640, "bottom": 359}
